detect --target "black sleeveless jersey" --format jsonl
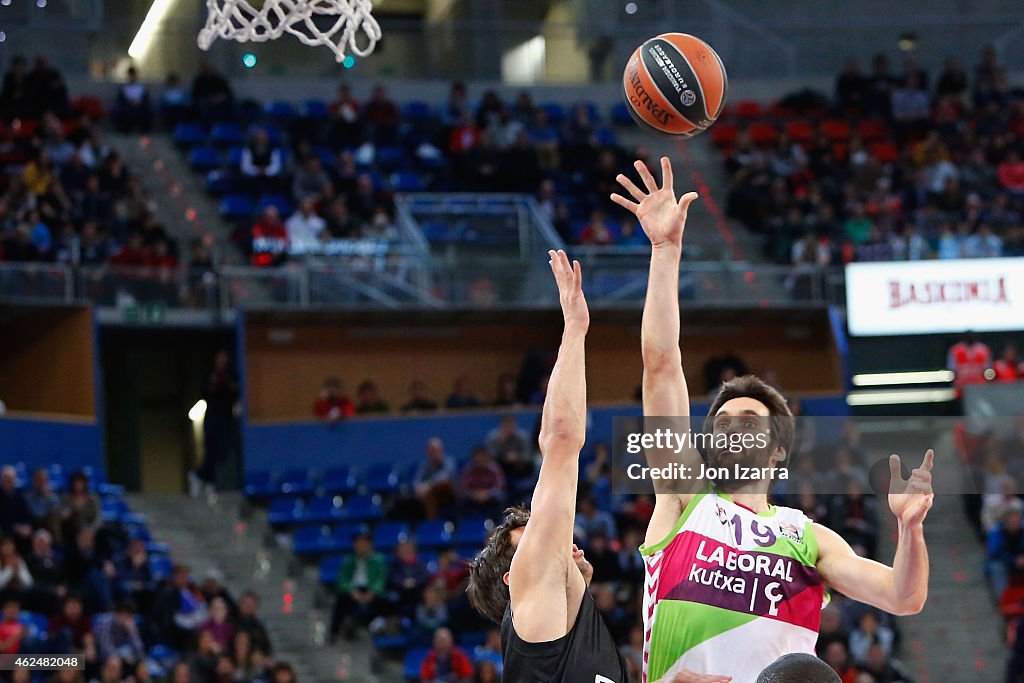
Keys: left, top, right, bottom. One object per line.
{"left": 501, "top": 589, "right": 630, "bottom": 683}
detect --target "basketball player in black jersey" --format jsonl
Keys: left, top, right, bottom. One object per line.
{"left": 467, "top": 251, "right": 731, "bottom": 683}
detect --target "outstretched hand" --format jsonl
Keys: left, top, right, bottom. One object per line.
{"left": 888, "top": 449, "right": 935, "bottom": 529}
{"left": 548, "top": 249, "right": 588, "bottom": 333}
{"left": 656, "top": 669, "right": 732, "bottom": 683}
{"left": 610, "top": 156, "right": 699, "bottom": 249}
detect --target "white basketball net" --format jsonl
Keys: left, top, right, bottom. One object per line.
{"left": 197, "top": 0, "right": 382, "bottom": 63}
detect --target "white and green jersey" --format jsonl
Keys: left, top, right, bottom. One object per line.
{"left": 640, "top": 489, "right": 825, "bottom": 682}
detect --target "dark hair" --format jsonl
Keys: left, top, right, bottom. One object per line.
{"left": 271, "top": 662, "right": 295, "bottom": 683}
{"left": 466, "top": 506, "right": 531, "bottom": 624}
{"left": 703, "top": 375, "right": 795, "bottom": 459}
{"left": 756, "top": 653, "right": 841, "bottom": 683}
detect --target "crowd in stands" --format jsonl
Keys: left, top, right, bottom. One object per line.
{"left": 720, "top": 47, "right": 1024, "bottom": 267}
{"left": 0, "top": 56, "right": 222, "bottom": 306}
{"left": 0, "top": 463, "right": 297, "bottom": 683}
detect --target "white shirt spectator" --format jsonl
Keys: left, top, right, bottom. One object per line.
{"left": 285, "top": 207, "right": 326, "bottom": 247}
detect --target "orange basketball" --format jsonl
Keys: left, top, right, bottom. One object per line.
{"left": 622, "top": 32, "right": 727, "bottom": 138}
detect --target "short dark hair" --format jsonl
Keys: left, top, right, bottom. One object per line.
{"left": 704, "top": 375, "right": 795, "bottom": 459}
{"left": 466, "top": 506, "right": 531, "bottom": 624}
{"left": 756, "top": 653, "right": 841, "bottom": 683}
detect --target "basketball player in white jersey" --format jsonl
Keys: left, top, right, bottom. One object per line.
{"left": 611, "top": 157, "right": 934, "bottom": 682}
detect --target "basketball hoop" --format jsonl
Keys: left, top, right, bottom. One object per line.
{"left": 197, "top": 0, "right": 382, "bottom": 63}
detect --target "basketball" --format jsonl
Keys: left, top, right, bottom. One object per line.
{"left": 622, "top": 32, "right": 727, "bottom": 137}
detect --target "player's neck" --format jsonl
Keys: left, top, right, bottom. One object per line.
{"left": 722, "top": 487, "right": 771, "bottom": 514}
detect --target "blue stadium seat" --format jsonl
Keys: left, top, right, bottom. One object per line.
{"left": 100, "top": 498, "right": 129, "bottom": 522}
{"left": 320, "top": 466, "right": 359, "bottom": 496}
{"left": 210, "top": 122, "right": 245, "bottom": 147}
{"left": 595, "top": 127, "right": 619, "bottom": 146}
{"left": 453, "top": 517, "right": 493, "bottom": 550}
{"left": 319, "top": 554, "right": 344, "bottom": 584}
{"left": 125, "top": 521, "right": 151, "bottom": 540}
{"left": 188, "top": 146, "right": 221, "bottom": 171}
{"left": 373, "top": 521, "right": 410, "bottom": 551}
{"left": 421, "top": 220, "right": 460, "bottom": 243}
{"left": 374, "top": 632, "right": 411, "bottom": 651}
{"left": 278, "top": 467, "right": 316, "bottom": 496}
{"left": 264, "top": 101, "right": 298, "bottom": 120}
{"left": 267, "top": 496, "right": 305, "bottom": 527}
{"left": 403, "top": 647, "right": 431, "bottom": 681}
{"left": 150, "top": 556, "right": 173, "bottom": 580}
{"left": 610, "top": 102, "right": 633, "bottom": 126}
{"left": 18, "top": 612, "right": 48, "bottom": 640}
{"left": 375, "top": 146, "right": 407, "bottom": 171}
{"left": 580, "top": 101, "right": 601, "bottom": 123}
{"left": 205, "top": 170, "right": 236, "bottom": 195}
{"left": 96, "top": 482, "right": 124, "bottom": 497}
{"left": 390, "top": 171, "right": 425, "bottom": 193}
{"left": 301, "top": 495, "right": 343, "bottom": 524}
{"left": 146, "top": 540, "right": 170, "bottom": 555}
{"left": 301, "top": 100, "right": 330, "bottom": 119}
{"left": 292, "top": 525, "right": 331, "bottom": 555}
{"left": 47, "top": 464, "right": 66, "bottom": 492}
{"left": 226, "top": 146, "right": 244, "bottom": 169}
{"left": 173, "top": 122, "right": 206, "bottom": 147}
{"left": 402, "top": 101, "right": 432, "bottom": 122}
{"left": 363, "top": 464, "right": 402, "bottom": 495}
{"left": 460, "top": 631, "right": 487, "bottom": 649}
{"left": 339, "top": 494, "right": 383, "bottom": 523}
{"left": 148, "top": 645, "right": 179, "bottom": 666}
{"left": 326, "top": 522, "right": 367, "bottom": 553}
{"left": 311, "top": 145, "right": 338, "bottom": 169}
{"left": 220, "top": 194, "right": 255, "bottom": 221}
{"left": 257, "top": 194, "right": 293, "bottom": 218}
{"left": 243, "top": 470, "right": 277, "bottom": 499}
{"left": 541, "top": 102, "right": 566, "bottom": 125}
{"left": 414, "top": 520, "right": 454, "bottom": 549}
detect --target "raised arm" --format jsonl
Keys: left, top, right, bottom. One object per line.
{"left": 613, "top": 158, "right": 703, "bottom": 541}
{"left": 817, "top": 450, "right": 933, "bottom": 615}
{"left": 508, "top": 249, "right": 589, "bottom": 642}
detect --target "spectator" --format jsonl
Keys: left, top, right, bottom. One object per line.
{"left": 198, "top": 569, "right": 236, "bottom": 616}
{"left": 858, "top": 642, "right": 905, "bottom": 683}
{"left": 198, "top": 596, "right": 236, "bottom": 650}
{"left": 413, "top": 438, "right": 456, "bottom": 520}
{"left": 313, "top": 376, "right": 355, "bottom": 421}
{"left": 415, "top": 585, "right": 449, "bottom": 635}
{"left": 527, "top": 374, "right": 549, "bottom": 405}
{"left": 987, "top": 507, "right": 1024, "bottom": 598}
{"left": 580, "top": 210, "right": 615, "bottom": 246}
{"left": 194, "top": 351, "right": 239, "bottom": 496}
{"left": 492, "top": 372, "right": 519, "bottom": 407}
{"left": 822, "top": 641, "right": 858, "bottom": 683}
{"left": 0, "top": 467, "right": 33, "bottom": 551}
{"left": 327, "top": 83, "right": 362, "bottom": 149}
{"left": 355, "top": 380, "right": 389, "bottom": 414}
{"left": 592, "top": 583, "right": 630, "bottom": 643}
{"left": 322, "top": 199, "right": 360, "bottom": 239}
{"left": 47, "top": 594, "right": 95, "bottom": 663}
{"left": 240, "top": 129, "right": 283, "bottom": 193}
{"left": 472, "top": 660, "right": 500, "bottom": 683}
{"left": 291, "top": 156, "right": 332, "bottom": 203}
{"left": 890, "top": 73, "right": 931, "bottom": 136}
{"left": 993, "top": 344, "right": 1024, "bottom": 382}
{"left": 428, "top": 549, "right": 470, "bottom": 602}
{"left": 25, "top": 529, "right": 63, "bottom": 612}
{"left": 363, "top": 85, "right": 400, "bottom": 145}
{"left": 61, "top": 472, "right": 98, "bottom": 540}
{"left": 420, "top": 627, "right": 473, "bottom": 683}
{"left": 235, "top": 591, "right": 272, "bottom": 656}
{"left": 270, "top": 662, "right": 296, "bottom": 683}
{"left": 0, "top": 599, "right": 24, "bottom": 655}
{"left": 24, "top": 468, "right": 61, "bottom": 537}
{"left": 446, "top": 376, "right": 482, "bottom": 409}
{"left": 114, "top": 538, "right": 152, "bottom": 609}
{"left": 94, "top": 600, "right": 145, "bottom": 665}
{"left": 998, "top": 151, "right": 1024, "bottom": 195}
{"left": 329, "top": 531, "right": 387, "bottom": 642}
{"left": 63, "top": 526, "right": 114, "bottom": 613}
{"left": 1, "top": 56, "right": 31, "bottom": 120}
{"left": 835, "top": 58, "right": 868, "bottom": 113}
{"left": 188, "top": 629, "right": 222, "bottom": 683}
{"left": 152, "top": 565, "right": 207, "bottom": 650}
{"left": 0, "top": 536, "right": 33, "bottom": 601}
{"left": 402, "top": 380, "right": 438, "bottom": 413}
{"left": 848, "top": 610, "right": 894, "bottom": 663}
{"left": 948, "top": 332, "right": 992, "bottom": 395}
{"left": 575, "top": 496, "right": 618, "bottom": 543}
{"left": 486, "top": 416, "right": 533, "bottom": 497}
{"left": 387, "top": 539, "right": 429, "bottom": 612}
{"left": 113, "top": 67, "right": 151, "bottom": 133}
{"left": 816, "top": 604, "right": 849, "bottom": 654}
{"left": 160, "top": 73, "right": 190, "bottom": 126}
{"left": 458, "top": 446, "right": 506, "bottom": 515}
{"left": 583, "top": 531, "right": 620, "bottom": 583}
{"left": 935, "top": 58, "right": 968, "bottom": 101}
{"left": 191, "top": 60, "right": 234, "bottom": 122}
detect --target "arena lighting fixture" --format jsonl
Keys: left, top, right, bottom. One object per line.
{"left": 188, "top": 399, "right": 207, "bottom": 422}
{"left": 128, "top": 0, "right": 179, "bottom": 61}
{"left": 851, "top": 370, "right": 955, "bottom": 387}
{"left": 846, "top": 388, "right": 957, "bottom": 406}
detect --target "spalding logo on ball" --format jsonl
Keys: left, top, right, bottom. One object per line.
{"left": 623, "top": 32, "right": 727, "bottom": 138}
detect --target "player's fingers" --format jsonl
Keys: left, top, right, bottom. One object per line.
{"left": 573, "top": 260, "right": 583, "bottom": 290}
{"left": 610, "top": 192, "right": 640, "bottom": 213}
{"left": 922, "top": 448, "right": 935, "bottom": 472}
{"left": 660, "top": 155, "right": 673, "bottom": 190}
{"left": 615, "top": 173, "right": 646, "bottom": 201}
{"left": 889, "top": 454, "right": 903, "bottom": 482}
{"left": 678, "top": 191, "right": 699, "bottom": 212}
{"left": 635, "top": 159, "right": 658, "bottom": 193}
